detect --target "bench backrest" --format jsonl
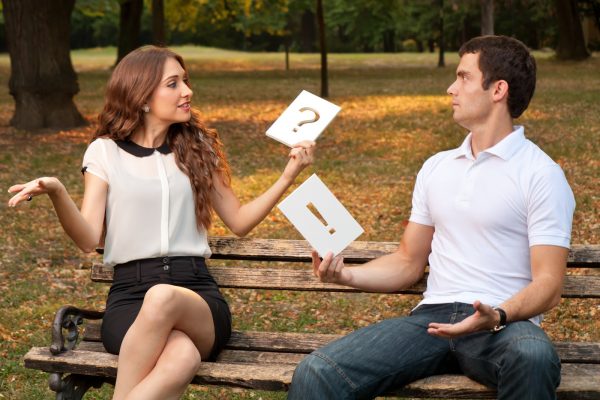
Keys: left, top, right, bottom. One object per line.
{"left": 92, "top": 237, "right": 600, "bottom": 298}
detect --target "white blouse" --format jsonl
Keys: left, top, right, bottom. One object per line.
{"left": 82, "top": 138, "right": 212, "bottom": 266}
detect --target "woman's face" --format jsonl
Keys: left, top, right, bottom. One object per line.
{"left": 146, "top": 57, "right": 193, "bottom": 125}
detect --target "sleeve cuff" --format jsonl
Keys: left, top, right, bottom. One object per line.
{"left": 409, "top": 213, "right": 434, "bottom": 227}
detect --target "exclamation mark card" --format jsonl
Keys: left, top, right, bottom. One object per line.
{"left": 278, "top": 174, "right": 364, "bottom": 256}
{"left": 266, "top": 90, "right": 341, "bottom": 147}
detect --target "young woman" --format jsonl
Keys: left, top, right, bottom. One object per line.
{"left": 8, "top": 46, "right": 315, "bottom": 400}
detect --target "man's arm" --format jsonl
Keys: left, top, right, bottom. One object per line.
{"left": 427, "top": 245, "right": 568, "bottom": 338}
{"left": 313, "top": 222, "right": 434, "bottom": 292}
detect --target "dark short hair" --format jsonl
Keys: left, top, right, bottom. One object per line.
{"left": 459, "top": 35, "right": 536, "bottom": 118}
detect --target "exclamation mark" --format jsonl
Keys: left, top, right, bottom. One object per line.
{"left": 307, "top": 202, "right": 336, "bottom": 235}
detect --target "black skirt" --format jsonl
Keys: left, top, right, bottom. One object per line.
{"left": 101, "top": 256, "right": 231, "bottom": 361}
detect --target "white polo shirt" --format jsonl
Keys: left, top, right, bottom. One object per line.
{"left": 82, "top": 138, "right": 212, "bottom": 266}
{"left": 409, "top": 126, "right": 575, "bottom": 324}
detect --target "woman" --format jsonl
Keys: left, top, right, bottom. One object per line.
{"left": 7, "top": 46, "right": 315, "bottom": 400}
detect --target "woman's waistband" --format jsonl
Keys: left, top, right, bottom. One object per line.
{"left": 113, "top": 256, "right": 207, "bottom": 281}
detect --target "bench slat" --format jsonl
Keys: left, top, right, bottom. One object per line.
{"left": 205, "top": 237, "right": 600, "bottom": 267}
{"left": 81, "top": 323, "right": 600, "bottom": 364}
{"left": 22, "top": 347, "right": 600, "bottom": 399}
{"left": 91, "top": 265, "right": 600, "bottom": 298}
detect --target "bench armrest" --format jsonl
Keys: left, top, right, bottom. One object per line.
{"left": 50, "top": 305, "right": 104, "bottom": 355}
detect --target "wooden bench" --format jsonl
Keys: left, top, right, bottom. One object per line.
{"left": 24, "top": 237, "right": 600, "bottom": 399}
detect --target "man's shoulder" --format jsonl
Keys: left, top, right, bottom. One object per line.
{"left": 516, "top": 138, "right": 560, "bottom": 174}
{"left": 420, "top": 148, "right": 460, "bottom": 172}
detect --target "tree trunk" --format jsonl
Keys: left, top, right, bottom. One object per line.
{"left": 2, "top": 0, "right": 86, "bottom": 130}
{"left": 383, "top": 30, "right": 396, "bottom": 52}
{"left": 152, "top": 0, "right": 166, "bottom": 46}
{"left": 316, "top": 0, "right": 328, "bottom": 98}
{"left": 117, "top": 0, "right": 143, "bottom": 64}
{"left": 481, "top": 0, "right": 494, "bottom": 35}
{"left": 300, "top": 10, "right": 317, "bottom": 52}
{"left": 438, "top": 0, "right": 445, "bottom": 67}
{"left": 555, "top": 0, "right": 591, "bottom": 60}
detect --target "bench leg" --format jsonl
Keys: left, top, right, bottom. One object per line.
{"left": 49, "top": 373, "right": 106, "bottom": 400}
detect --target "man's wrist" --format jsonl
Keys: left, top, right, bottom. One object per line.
{"left": 491, "top": 307, "right": 507, "bottom": 333}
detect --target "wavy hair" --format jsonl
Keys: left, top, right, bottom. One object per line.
{"left": 92, "top": 46, "right": 230, "bottom": 230}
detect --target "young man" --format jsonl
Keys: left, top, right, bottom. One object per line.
{"left": 288, "top": 35, "right": 575, "bottom": 400}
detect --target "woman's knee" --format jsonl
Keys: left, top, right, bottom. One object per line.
{"left": 157, "top": 331, "right": 202, "bottom": 381}
{"left": 139, "top": 284, "right": 179, "bottom": 323}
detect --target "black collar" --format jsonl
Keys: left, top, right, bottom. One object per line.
{"left": 115, "top": 139, "right": 172, "bottom": 157}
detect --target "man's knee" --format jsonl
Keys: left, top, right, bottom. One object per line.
{"left": 290, "top": 352, "right": 353, "bottom": 399}
{"left": 503, "top": 336, "right": 561, "bottom": 384}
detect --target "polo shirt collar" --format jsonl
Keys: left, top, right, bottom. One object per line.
{"left": 115, "top": 139, "right": 172, "bottom": 157}
{"left": 455, "top": 126, "right": 526, "bottom": 161}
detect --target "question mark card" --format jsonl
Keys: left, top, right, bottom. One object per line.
{"left": 266, "top": 90, "right": 341, "bottom": 147}
{"left": 278, "top": 174, "right": 364, "bottom": 257}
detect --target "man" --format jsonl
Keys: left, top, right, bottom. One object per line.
{"left": 288, "top": 35, "right": 575, "bottom": 400}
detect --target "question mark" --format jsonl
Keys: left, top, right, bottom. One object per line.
{"left": 293, "top": 107, "right": 320, "bottom": 132}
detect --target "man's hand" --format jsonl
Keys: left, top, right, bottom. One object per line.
{"left": 312, "top": 250, "right": 353, "bottom": 285}
{"left": 427, "top": 300, "right": 501, "bottom": 338}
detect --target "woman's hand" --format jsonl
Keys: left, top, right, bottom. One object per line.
{"left": 7, "top": 177, "right": 64, "bottom": 207}
{"left": 281, "top": 140, "right": 316, "bottom": 183}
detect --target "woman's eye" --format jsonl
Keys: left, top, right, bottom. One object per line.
{"left": 168, "top": 81, "right": 176, "bottom": 88}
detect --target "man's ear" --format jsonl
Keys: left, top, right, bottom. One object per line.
{"left": 492, "top": 80, "right": 509, "bottom": 103}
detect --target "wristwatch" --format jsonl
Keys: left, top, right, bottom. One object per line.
{"left": 491, "top": 307, "right": 507, "bottom": 333}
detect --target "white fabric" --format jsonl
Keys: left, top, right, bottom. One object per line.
{"left": 409, "top": 126, "right": 575, "bottom": 324}
{"left": 82, "top": 138, "right": 212, "bottom": 266}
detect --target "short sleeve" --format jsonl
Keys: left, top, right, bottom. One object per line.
{"left": 409, "top": 161, "right": 434, "bottom": 227}
{"left": 82, "top": 139, "right": 109, "bottom": 183}
{"left": 528, "top": 164, "right": 575, "bottom": 248}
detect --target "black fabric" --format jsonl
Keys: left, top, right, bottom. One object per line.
{"left": 101, "top": 256, "right": 231, "bottom": 361}
{"left": 115, "top": 139, "right": 172, "bottom": 157}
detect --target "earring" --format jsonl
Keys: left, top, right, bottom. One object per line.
{"left": 142, "top": 104, "right": 150, "bottom": 113}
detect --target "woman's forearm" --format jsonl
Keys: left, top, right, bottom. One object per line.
{"left": 48, "top": 183, "right": 101, "bottom": 252}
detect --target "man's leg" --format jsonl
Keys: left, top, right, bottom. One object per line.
{"left": 288, "top": 303, "right": 459, "bottom": 400}
{"left": 454, "top": 321, "right": 561, "bottom": 400}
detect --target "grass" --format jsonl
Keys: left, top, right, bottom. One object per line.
{"left": 0, "top": 46, "right": 598, "bottom": 399}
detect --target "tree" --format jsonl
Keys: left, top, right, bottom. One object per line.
{"left": 117, "top": 0, "right": 143, "bottom": 64}
{"left": 438, "top": 0, "right": 445, "bottom": 67}
{"left": 555, "top": 0, "right": 591, "bottom": 59}
{"left": 2, "top": 0, "right": 86, "bottom": 130}
{"left": 152, "top": 0, "right": 166, "bottom": 45}
{"left": 316, "top": 0, "right": 328, "bottom": 98}
{"left": 481, "top": 0, "right": 494, "bottom": 35}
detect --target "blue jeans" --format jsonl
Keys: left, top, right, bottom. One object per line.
{"left": 288, "top": 302, "right": 560, "bottom": 400}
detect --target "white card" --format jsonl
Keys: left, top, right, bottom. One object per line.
{"left": 266, "top": 90, "right": 341, "bottom": 147}
{"left": 278, "top": 174, "right": 364, "bottom": 256}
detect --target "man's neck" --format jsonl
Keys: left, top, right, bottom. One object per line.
{"left": 469, "top": 116, "right": 514, "bottom": 158}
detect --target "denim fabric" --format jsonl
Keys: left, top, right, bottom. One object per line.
{"left": 288, "top": 303, "right": 560, "bottom": 400}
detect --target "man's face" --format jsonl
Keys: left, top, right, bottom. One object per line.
{"left": 447, "top": 52, "right": 494, "bottom": 130}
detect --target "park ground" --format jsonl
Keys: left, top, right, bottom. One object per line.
{"left": 0, "top": 47, "right": 598, "bottom": 399}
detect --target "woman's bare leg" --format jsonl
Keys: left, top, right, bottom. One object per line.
{"left": 123, "top": 330, "right": 201, "bottom": 400}
{"left": 112, "top": 284, "right": 216, "bottom": 400}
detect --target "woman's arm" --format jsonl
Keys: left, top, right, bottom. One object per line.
{"left": 211, "top": 141, "right": 315, "bottom": 237}
{"left": 8, "top": 173, "right": 108, "bottom": 253}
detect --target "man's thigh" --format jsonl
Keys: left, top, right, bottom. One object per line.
{"left": 311, "top": 303, "right": 457, "bottom": 397}
{"left": 454, "top": 320, "right": 560, "bottom": 388}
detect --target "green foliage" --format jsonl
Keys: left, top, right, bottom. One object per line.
{"left": 61, "top": 0, "right": 596, "bottom": 52}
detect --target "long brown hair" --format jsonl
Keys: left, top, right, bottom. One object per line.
{"left": 93, "top": 46, "right": 230, "bottom": 230}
